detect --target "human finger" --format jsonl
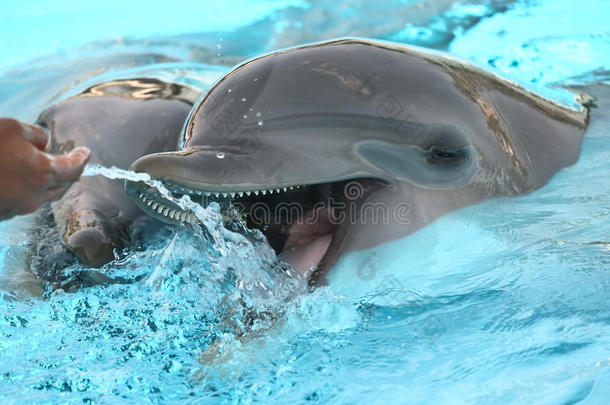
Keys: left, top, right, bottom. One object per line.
{"left": 21, "top": 123, "right": 48, "bottom": 151}
{"left": 47, "top": 147, "right": 91, "bottom": 186}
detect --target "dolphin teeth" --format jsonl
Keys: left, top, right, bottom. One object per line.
{"left": 146, "top": 200, "right": 153, "bottom": 206}
{"left": 168, "top": 210, "right": 175, "bottom": 219}
{"left": 245, "top": 191, "right": 251, "bottom": 196}
{"left": 156, "top": 205, "right": 163, "bottom": 213}
{"left": 151, "top": 202, "right": 159, "bottom": 210}
{"left": 214, "top": 192, "right": 220, "bottom": 197}
{"left": 221, "top": 192, "right": 227, "bottom": 197}
{"left": 238, "top": 192, "right": 244, "bottom": 197}
{"left": 261, "top": 190, "right": 267, "bottom": 195}
{"left": 203, "top": 191, "right": 211, "bottom": 196}
{"left": 253, "top": 190, "right": 259, "bottom": 196}
{"left": 282, "top": 187, "right": 287, "bottom": 192}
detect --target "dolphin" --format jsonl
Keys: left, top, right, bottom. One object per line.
{"left": 124, "top": 38, "right": 589, "bottom": 286}
{"left": 36, "top": 78, "right": 201, "bottom": 268}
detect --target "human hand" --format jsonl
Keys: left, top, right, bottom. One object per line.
{"left": 0, "top": 118, "right": 90, "bottom": 220}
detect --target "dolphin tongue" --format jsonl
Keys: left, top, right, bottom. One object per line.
{"left": 278, "top": 207, "right": 335, "bottom": 276}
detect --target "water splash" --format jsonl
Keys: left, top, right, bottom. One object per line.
{"left": 81, "top": 163, "right": 302, "bottom": 295}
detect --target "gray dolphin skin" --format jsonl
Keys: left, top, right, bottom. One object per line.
{"left": 125, "top": 38, "right": 589, "bottom": 286}
{"left": 123, "top": 38, "right": 590, "bottom": 285}
{"left": 37, "top": 79, "right": 200, "bottom": 267}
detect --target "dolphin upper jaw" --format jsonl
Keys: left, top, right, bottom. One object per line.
{"left": 124, "top": 146, "right": 393, "bottom": 227}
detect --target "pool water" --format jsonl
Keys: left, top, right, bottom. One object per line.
{"left": 1, "top": 0, "right": 610, "bottom": 403}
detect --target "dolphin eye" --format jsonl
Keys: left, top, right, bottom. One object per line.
{"left": 427, "top": 146, "right": 469, "bottom": 166}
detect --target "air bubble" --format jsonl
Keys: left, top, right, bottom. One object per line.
{"left": 257, "top": 120, "right": 264, "bottom": 126}
{"left": 256, "top": 112, "right": 262, "bottom": 117}
{"left": 216, "top": 152, "right": 225, "bottom": 159}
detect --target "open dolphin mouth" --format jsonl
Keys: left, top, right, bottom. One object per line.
{"left": 129, "top": 181, "right": 306, "bottom": 224}
{"left": 126, "top": 177, "right": 378, "bottom": 279}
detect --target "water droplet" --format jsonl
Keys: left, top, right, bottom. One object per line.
{"left": 227, "top": 89, "right": 232, "bottom": 93}
{"left": 216, "top": 152, "right": 225, "bottom": 159}
{"left": 243, "top": 114, "right": 248, "bottom": 119}
{"left": 249, "top": 107, "right": 253, "bottom": 112}
{"left": 253, "top": 77, "right": 259, "bottom": 82}
{"left": 256, "top": 112, "right": 262, "bottom": 117}
{"left": 257, "top": 120, "right": 264, "bottom": 126}
{"left": 241, "top": 97, "right": 247, "bottom": 102}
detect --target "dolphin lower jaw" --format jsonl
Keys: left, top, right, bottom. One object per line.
{"left": 127, "top": 179, "right": 309, "bottom": 225}
{"left": 133, "top": 190, "right": 197, "bottom": 223}
{"left": 126, "top": 177, "right": 378, "bottom": 277}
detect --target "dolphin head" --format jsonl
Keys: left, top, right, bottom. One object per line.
{"left": 125, "top": 38, "right": 588, "bottom": 282}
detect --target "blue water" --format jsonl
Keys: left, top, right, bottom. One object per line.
{"left": 1, "top": 0, "right": 610, "bottom": 403}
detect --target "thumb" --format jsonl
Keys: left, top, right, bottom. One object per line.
{"left": 48, "top": 147, "right": 91, "bottom": 185}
